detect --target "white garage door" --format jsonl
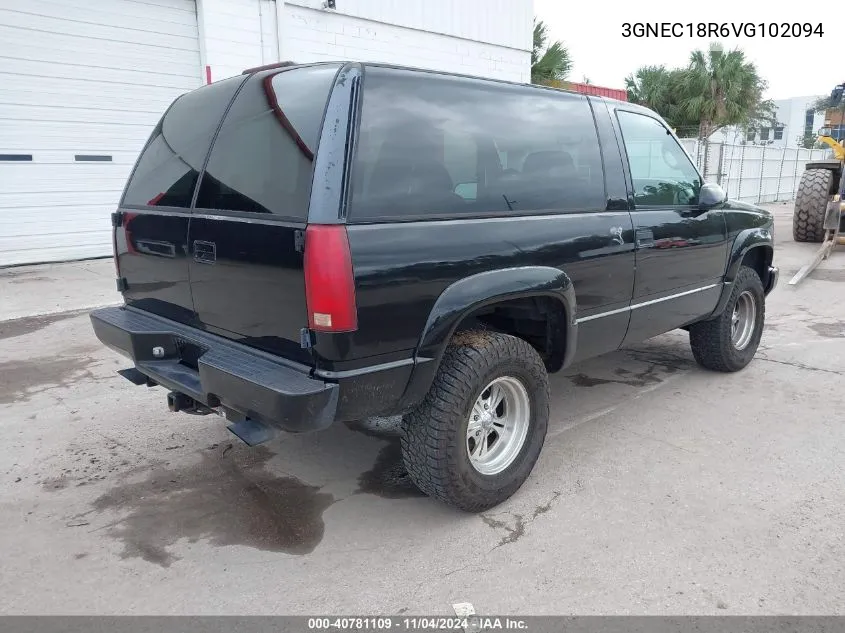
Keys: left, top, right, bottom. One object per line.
{"left": 0, "top": 0, "right": 202, "bottom": 266}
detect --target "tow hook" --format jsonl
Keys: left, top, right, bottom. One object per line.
{"left": 166, "top": 391, "right": 214, "bottom": 415}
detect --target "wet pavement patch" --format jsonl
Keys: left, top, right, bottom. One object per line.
{"left": 90, "top": 445, "right": 335, "bottom": 567}
{"left": 568, "top": 350, "right": 693, "bottom": 389}
{"left": 357, "top": 438, "right": 425, "bottom": 499}
{"left": 569, "top": 373, "right": 619, "bottom": 388}
{"left": 0, "top": 309, "right": 91, "bottom": 341}
{"left": 0, "top": 355, "right": 98, "bottom": 404}
{"left": 809, "top": 322, "right": 845, "bottom": 338}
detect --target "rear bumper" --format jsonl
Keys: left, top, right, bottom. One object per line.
{"left": 90, "top": 306, "right": 338, "bottom": 432}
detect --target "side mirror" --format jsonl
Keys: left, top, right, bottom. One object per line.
{"left": 698, "top": 182, "right": 727, "bottom": 209}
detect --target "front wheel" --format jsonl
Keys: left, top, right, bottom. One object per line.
{"left": 688, "top": 266, "right": 765, "bottom": 372}
{"left": 400, "top": 330, "right": 550, "bottom": 512}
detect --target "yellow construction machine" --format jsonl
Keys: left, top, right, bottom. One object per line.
{"left": 789, "top": 87, "right": 845, "bottom": 285}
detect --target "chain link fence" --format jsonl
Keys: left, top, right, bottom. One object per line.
{"left": 678, "top": 139, "right": 832, "bottom": 203}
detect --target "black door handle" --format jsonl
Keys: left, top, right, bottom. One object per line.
{"left": 193, "top": 240, "right": 216, "bottom": 264}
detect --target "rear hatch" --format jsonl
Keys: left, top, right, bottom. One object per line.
{"left": 186, "top": 64, "right": 343, "bottom": 366}
{"left": 115, "top": 76, "right": 246, "bottom": 325}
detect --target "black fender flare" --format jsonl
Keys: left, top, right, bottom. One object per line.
{"left": 397, "top": 266, "right": 576, "bottom": 410}
{"left": 711, "top": 228, "right": 774, "bottom": 317}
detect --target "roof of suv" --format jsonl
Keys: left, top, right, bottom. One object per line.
{"left": 242, "top": 59, "right": 635, "bottom": 105}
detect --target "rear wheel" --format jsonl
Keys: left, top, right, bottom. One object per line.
{"left": 793, "top": 168, "right": 834, "bottom": 243}
{"left": 400, "top": 330, "right": 549, "bottom": 512}
{"left": 688, "top": 266, "right": 765, "bottom": 372}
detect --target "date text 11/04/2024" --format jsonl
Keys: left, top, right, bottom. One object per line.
{"left": 622, "top": 22, "right": 825, "bottom": 37}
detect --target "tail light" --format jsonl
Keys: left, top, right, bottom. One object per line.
{"left": 303, "top": 224, "right": 358, "bottom": 332}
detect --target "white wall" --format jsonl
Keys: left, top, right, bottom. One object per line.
{"left": 198, "top": 0, "right": 281, "bottom": 82}
{"left": 282, "top": 2, "right": 530, "bottom": 83}
{"left": 773, "top": 95, "right": 825, "bottom": 147}
{"left": 285, "top": 0, "right": 531, "bottom": 51}
{"left": 198, "top": 0, "right": 531, "bottom": 84}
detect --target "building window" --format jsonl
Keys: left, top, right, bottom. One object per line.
{"left": 746, "top": 128, "right": 756, "bottom": 141}
{"left": 804, "top": 108, "right": 815, "bottom": 137}
{"left": 774, "top": 126, "right": 784, "bottom": 141}
{"left": 759, "top": 127, "right": 770, "bottom": 141}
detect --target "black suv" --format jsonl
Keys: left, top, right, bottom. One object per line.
{"left": 91, "top": 61, "right": 778, "bottom": 511}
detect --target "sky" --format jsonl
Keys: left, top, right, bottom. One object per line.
{"left": 533, "top": 0, "right": 841, "bottom": 100}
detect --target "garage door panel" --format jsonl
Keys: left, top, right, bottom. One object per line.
{"left": 4, "top": 151, "right": 140, "bottom": 166}
{"left": 0, "top": 24, "right": 195, "bottom": 61}
{"left": 0, "top": 32, "right": 201, "bottom": 78}
{"left": 0, "top": 162, "right": 132, "bottom": 179}
{"left": 0, "top": 210, "right": 115, "bottom": 236}
{"left": 0, "top": 229, "right": 110, "bottom": 246}
{"left": 23, "top": 0, "right": 198, "bottom": 26}
{"left": 0, "top": 239, "right": 113, "bottom": 266}
{"left": 1, "top": 3, "right": 198, "bottom": 39}
{"left": 0, "top": 168, "right": 130, "bottom": 195}
{"left": 0, "top": 11, "right": 198, "bottom": 50}
{"left": 1, "top": 122, "right": 153, "bottom": 151}
{"left": 0, "top": 177, "right": 129, "bottom": 196}
{"left": 0, "top": 104, "right": 163, "bottom": 127}
{"left": 0, "top": 190, "right": 126, "bottom": 209}
{"left": 1, "top": 58, "right": 198, "bottom": 89}
{"left": 0, "top": 0, "right": 200, "bottom": 265}
{"left": 0, "top": 77, "right": 186, "bottom": 113}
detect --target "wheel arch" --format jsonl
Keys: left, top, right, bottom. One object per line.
{"left": 397, "top": 267, "right": 577, "bottom": 411}
{"left": 711, "top": 232, "right": 774, "bottom": 317}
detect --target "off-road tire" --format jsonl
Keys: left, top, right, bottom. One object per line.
{"left": 400, "top": 330, "right": 549, "bottom": 512}
{"left": 793, "top": 168, "right": 834, "bottom": 243}
{"left": 688, "top": 266, "right": 765, "bottom": 372}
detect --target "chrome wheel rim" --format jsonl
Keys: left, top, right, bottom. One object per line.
{"left": 731, "top": 290, "right": 757, "bottom": 351}
{"left": 466, "top": 376, "right": 531, "bottom": 476}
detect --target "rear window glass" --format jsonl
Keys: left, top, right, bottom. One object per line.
{"left": 194, "top": 64, "right": 340, "bottom": 218}
{"left": 121, "top": 76, "right": 245, "bottom": 208}
{"left": 348, "top": 68, "right": 605, "bottom": 220}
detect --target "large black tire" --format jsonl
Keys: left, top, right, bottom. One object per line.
{"left": 688, "top": 266, "right": 765, "bottom": 372}
{"left": 400, "top": 330, "right": 549, "bottom": 512}
{"left": 793, "top": 168, "right": 834, "bottom": 243}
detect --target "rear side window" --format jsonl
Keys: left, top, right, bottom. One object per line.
{"left": 348, "top": 67, "right": 605, "bottom": 221}
{"left": 121, "top": 76, "right": 245, "bottom": 208}
{"left": 194, "top": 64, "right": 340, "bottom": 218}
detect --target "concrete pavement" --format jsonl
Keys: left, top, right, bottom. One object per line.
{"left": 1, "top": 201, "right": 844, "bottom": 615}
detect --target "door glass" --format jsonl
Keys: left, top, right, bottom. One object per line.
{"left": 617, "top": 111, "right": 701, "bottom": 206}
{"left": 443, "top": 126, "right": 478, "bottom": 202}
{"left": 194, "top": 64, "right": 341, "bottom": 218}
{"left": 349, "top": 67, "right": 605, "bottom": 220}
{"left": 121, "top": 76, "right": 246, "bottom": 208}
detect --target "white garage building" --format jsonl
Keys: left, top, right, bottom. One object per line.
{"left": 0, "top": 0, "right": 532, "bottom": 266}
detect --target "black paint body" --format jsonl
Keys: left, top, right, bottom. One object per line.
{"left": 95, "top": 62, "right": 777, "bottom": 432}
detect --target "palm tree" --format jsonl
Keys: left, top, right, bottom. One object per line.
{"left": 531, "top": 19, "right": 571, "bottom": 85}
{"left": 625, "top": 65, "right": 673, "bottom": 111}
{"left": 625, "top": 66, "right": 694, "bottom": 133}
{"left": 678, "top": 43, "right": 770, "bottom": 139}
